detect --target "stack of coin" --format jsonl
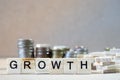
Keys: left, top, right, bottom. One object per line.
{"left": 74, "top": 46, "right": 88, "bottom": 58}
{"left": 52, "top": 46, "right": 69, "bottom": 58}
{"left": 17, "top": 39, "right": 34, "bottom": 58}
{"left": 35, "top": 44, "right": 52, "bottom": 58}
{"left": 65, "top": 49, "right": 75, "bottom": 58}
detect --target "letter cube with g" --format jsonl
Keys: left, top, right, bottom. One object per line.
{"left": 7, "top": 58, "right": 21, "bottom": 74}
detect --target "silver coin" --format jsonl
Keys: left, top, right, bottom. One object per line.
{"left": 17, "top": 39, "right": 34, "bottom": 58}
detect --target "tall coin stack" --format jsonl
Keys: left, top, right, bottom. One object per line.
{"left": 17, "top": 39, "right": 34, "bottom": 58}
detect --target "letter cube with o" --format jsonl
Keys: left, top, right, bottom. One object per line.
{"left": 35, "top": 58, "right": 50, "bottom": 73}
{"left": 7, "top": 58, "right": 21, "bottom": 74}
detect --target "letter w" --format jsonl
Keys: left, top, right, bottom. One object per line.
{"left": 51, "top": 61, "right": 61, "bottom": 69}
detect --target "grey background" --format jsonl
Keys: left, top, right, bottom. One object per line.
{"left": 0, "top": 0, "right": 120, "bottom": 57}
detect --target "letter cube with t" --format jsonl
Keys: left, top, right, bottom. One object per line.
{"left": 7, "top": 58, "right": 21, "bottom": 74}
{"left": 21, "top": 58, "right": 35, "bottom": 73}
{"left": 35, "top": 58, "right": 50, "bottom": 73}
{"left": 64, "top": 58, "right": 77, "bottom": 74}
{"left": 77, "top": 58, "right": 92, "bottom": 74}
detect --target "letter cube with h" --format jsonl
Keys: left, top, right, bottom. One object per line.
{"left": 77, "top": 58, "right": 92, "bottom": 74}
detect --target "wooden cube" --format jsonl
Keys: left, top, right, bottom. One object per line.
{"left": 50, "top": 58, "right": 63, "bottom": 74}
{"left": 21, "top": 58, "right": 35, "bottom": 73}
{"left": 64, "top": 58, "right": 77, "bottom": 74}
{"left": 7, "top": 58, "right": 21, "bottom": 74}
{"left": 77, "top": 58, "right": 92, "bottom": 74}
{"left": 35, "top": 58, "right": 50, "bottom": 73}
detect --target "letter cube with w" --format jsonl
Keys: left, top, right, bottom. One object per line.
{"left": 50, "top": 58, "right": 64, "bottom": 74}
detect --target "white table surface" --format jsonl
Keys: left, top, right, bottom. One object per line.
{"left": 0, "top": 73, "right": 120, "bottom": 80}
